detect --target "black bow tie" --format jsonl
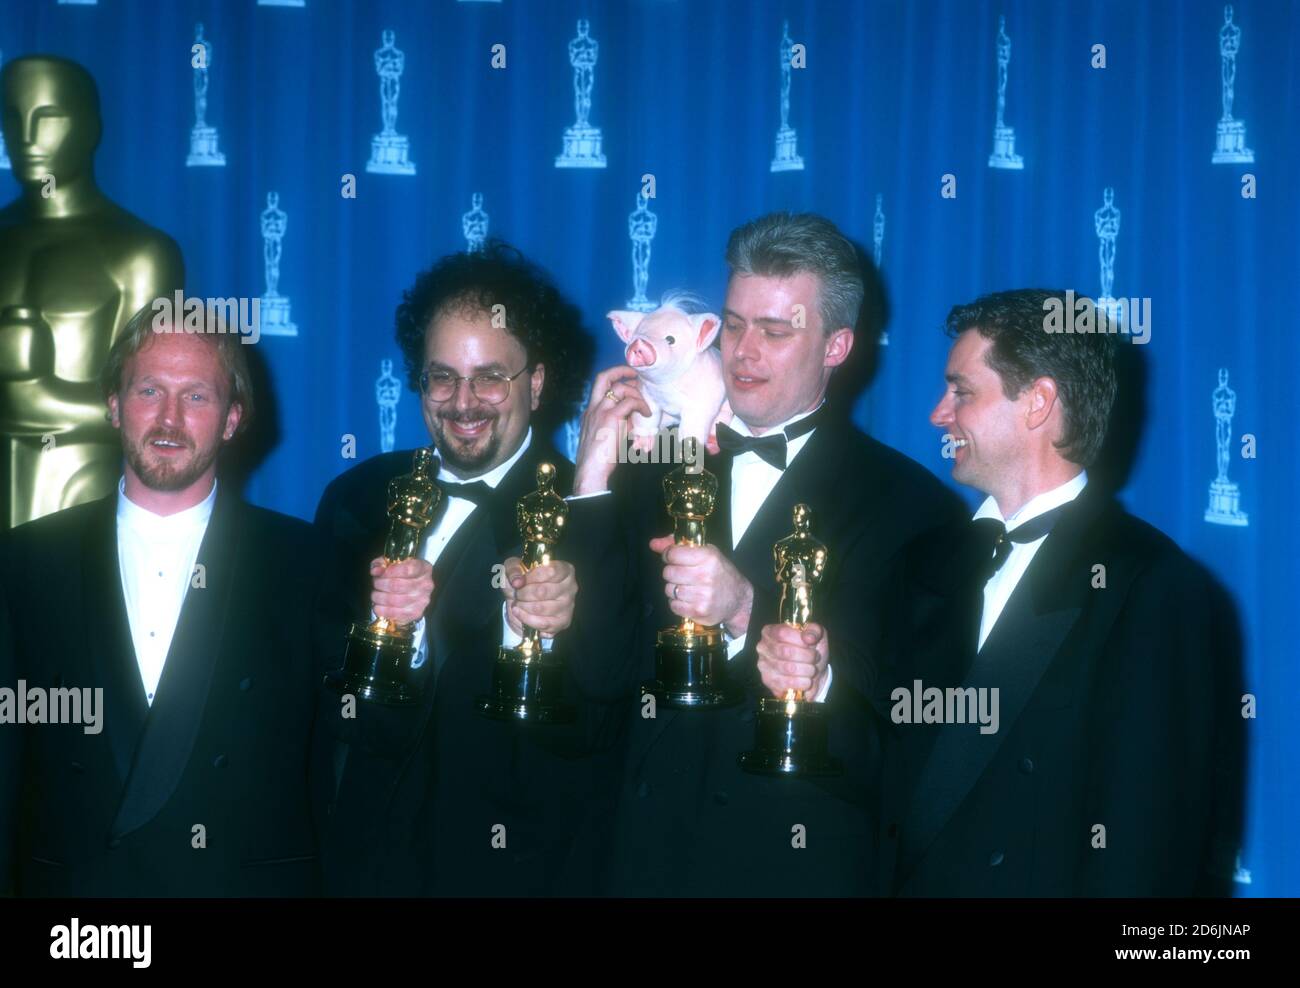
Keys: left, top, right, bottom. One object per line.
{"left": 971, "top": 504, "right": 1069, "bottom": 582}
{"left": 439, "top": 479, "right": 493, "bottom": 506}
{"left": 714, "top": 405, "right": 827, "bottom": 470}
{"left": 715, "top": 426, "right": 788, "bottom": 469}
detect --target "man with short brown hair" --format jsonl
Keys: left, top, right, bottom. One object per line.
{"left": 0, "top": 304, "right": 332, "bottom": 896}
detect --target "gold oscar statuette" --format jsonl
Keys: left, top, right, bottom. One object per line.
{"left": 740, "top": 504, "right": 842, "bottom": 775}
{"left": 477, "top": 462, "right": 576, "bottom": 723}
{"left": 642, "top": 436, "right": 738, "bottom": 708}
{"left": 325, "top": 447, "right": 441, "bottom": 706}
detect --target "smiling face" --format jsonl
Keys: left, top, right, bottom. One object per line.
{"left": 107, "top": 332, "right": 240, "bottom": 498}
{"left": 929, "top": 329, "right": 1033, "bottom": 495}
{"left": 720, "top": 271, "right": 852, "bottom": 433}
{"left": 419, "top": 304, "right": 543, "bottom": 478}
{"left": 1, "top": 59, "right": 100, "bottom": 188}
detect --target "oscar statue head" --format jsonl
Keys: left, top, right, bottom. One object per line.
{"left": 1, "top": 56, "right": 102, "bottom": 191}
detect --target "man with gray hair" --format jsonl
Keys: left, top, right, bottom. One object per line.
{"left": 567, "top": 211, "right": 961, "bottom": 895}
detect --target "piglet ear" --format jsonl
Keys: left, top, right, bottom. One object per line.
{"left": 607, "top": 310, "right": 644, "bottom": 343}
{"left": 693, "top": 313, "right": 721, "bottom": 351}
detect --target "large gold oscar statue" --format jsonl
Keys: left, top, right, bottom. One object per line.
{"left": 0, "top": 56, "right": 185, "bottom": 529}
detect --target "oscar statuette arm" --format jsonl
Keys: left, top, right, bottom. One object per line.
{"left": 0, "top": 233, "right": 185, "bottom": 434}
{"left": 0, "top": 308, "right": 110, "bottom": 435}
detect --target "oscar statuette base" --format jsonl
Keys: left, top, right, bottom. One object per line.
{"left": 477, "top": 644, "right": 576, "bottom": 724}
{"left": 739, "top": 695, "right": 842, "bottom": 777}
{"left": 324, "top": 621, "right": 422, "bottom": 707}
{"left": 643, "top": 625, "right": 741, "bottom": 709}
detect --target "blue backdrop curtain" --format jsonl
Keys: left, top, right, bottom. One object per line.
{"left": 2, "top": 0, "right": 1294, "bottom": 896}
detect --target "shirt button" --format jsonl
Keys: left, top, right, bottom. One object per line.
{"left": 989, "top": 850, "right": 1004, "bottom": 867}
{"left": 239, "top": 677, "right": 253, "bottom": 691}
{"left": 149, "top": 631, "right": 155, "bottom": 637}
{"left": 1019, "top": 757, "right": 1035, "bottom": 774}
{"left": 213, "top": 754, "right": 228, "bottom": 769}
{"left": 713, "top": 791, "right": 730, "bottom": 806}
{"left": 636, "top": 781, "right": 652, "bottom": 799}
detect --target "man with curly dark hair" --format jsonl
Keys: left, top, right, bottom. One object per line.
{"left": 312, "top": 242, "right": 609, "bottom": 897}
{"left": 391, "top": 242, "right": 591, "bottom": 471}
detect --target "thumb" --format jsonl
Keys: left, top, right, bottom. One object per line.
{"left": 503, "top": 556, "right": 526, "bottom": 588}
{"left": 801, "top": 623, "right": 824, "bottom": 646}
{"left": 648, "top": 534, "right": 675, "bottom": 554}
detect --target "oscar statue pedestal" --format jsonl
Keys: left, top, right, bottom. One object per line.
{"left": 644, "top": 624, "right": 738, "bottom": 708}
{"left": 739, "top": 692, "right": 842, "bottom": 776}
{"left": 1212, "top": 119, "right": 1254, "bottom": 164}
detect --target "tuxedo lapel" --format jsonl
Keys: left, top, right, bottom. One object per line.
{"left": 425, "top": 508, "right": 494, "bottom": 681}
{"left": 483, "top": 443, "right": 555, "bottom": 559}
{"left": 898, "top": 493, "right": 1105, "bottom": 879}
{"left": 729, "top": 423, "right": 843, "bottom": 596}
{"left": 111, "top": 489, "right": 240, "bottom": 840}
{"left": 81, "top": 496, "right": 149, "bottom": 787}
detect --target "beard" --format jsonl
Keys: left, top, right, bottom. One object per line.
{"left": 429, "top": 408, "right": 503, "bottom": 476}
{"left": 123, "top": 429, "right": 218, "bottom": 492}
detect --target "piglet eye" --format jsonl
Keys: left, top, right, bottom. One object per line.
{"left": 665, "top": 335, "right": 676, "bottom": 345}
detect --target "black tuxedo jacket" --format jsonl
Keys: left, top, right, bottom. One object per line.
{"left": 0, "top": 489, "right": 333, "bottom": 897}
{"left": 315, "top": 441, "right": 623, "bottom": 897}
{"left": 878, "top": 485, "right": 1246, "bottom": 897}
{"left": 564, "top": 415, "right": 964, "bottom": 896}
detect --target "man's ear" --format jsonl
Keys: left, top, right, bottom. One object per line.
{"left": 107, "top": 394, "right": 121, "bottom": 429}
{"left": 824, "top": 327, "right": 854, "bottom": 368}
{"left": 529, "top": 363, "right": 546, "bottom": 411}
{"left": 222, "top": 401, "right": 243, "bottom": 442}
{"left": 693, "top": 313, "right": 721, "bottom": 351}
{"left": 1024, "top": 376, "right": 1059, "bottom": 432}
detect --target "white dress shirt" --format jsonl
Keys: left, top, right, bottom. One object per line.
{"left": 116, "top": 476, "right": 218, "bottom": 706}
{"left": 973, "top": 470, "right": 1088, "bottom": 651}
{"left": 409, "top": 429, "right": 545, "bottom": 670}
{"left": 723, "top": 406, "right": 831, "bottom": 701}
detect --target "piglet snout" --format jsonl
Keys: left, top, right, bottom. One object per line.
{"left": 626, "top": 338, "right": 657, "bottom": 368}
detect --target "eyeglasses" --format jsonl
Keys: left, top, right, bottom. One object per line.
{"left": 418, "top": 365, "right": 531, "bottom": 404}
